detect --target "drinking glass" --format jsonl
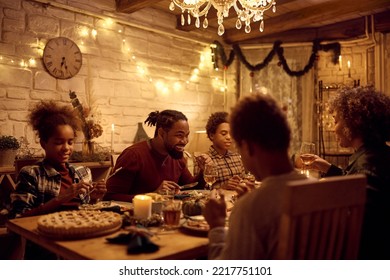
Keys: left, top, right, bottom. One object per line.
{"left": 162, "top": 200, "right": 182, "bottom": 229}
{"left": 299, "top": 142, "right": 316, "bottom": 175}
{"left": 203, "top": 164, "right": 218, "bottom": 190}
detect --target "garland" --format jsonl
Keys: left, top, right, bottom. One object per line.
{"left": 213, "top": 40, "right": 341, "bottom": 77}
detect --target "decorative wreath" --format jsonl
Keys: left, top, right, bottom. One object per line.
{"left": 213, "top": 40, "right": 341, "bottom": 77}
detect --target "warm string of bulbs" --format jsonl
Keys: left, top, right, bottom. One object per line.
{"left": 0, "top": 18, "right": 226, "bottom": 94}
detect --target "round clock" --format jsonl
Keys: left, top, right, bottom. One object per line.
{"left": 42, "top": 37, "right": 82, "bottom": 79}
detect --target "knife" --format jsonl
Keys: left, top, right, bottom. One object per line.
{"left": 179, "top": 182, "right": 198, "bottom": 190}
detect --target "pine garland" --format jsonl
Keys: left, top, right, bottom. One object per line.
{"left": 213, "top": 40, "right": 341, "bottom": 77}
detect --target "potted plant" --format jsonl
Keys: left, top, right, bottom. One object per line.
{"left": 14, "top": 136, "right": 44, "bottom": 173}
{"left": 0, "top": 135, "right": 20, "bottom": 166}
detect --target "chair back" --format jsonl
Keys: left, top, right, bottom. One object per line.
{"left": 276, "top": 174, "right": 367, "bottom": 260}
{"left": 14, "top": 158, "right": 43, "bottom": 176}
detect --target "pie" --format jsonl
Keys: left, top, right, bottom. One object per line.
{"left": 37, "top": 210, "right": 122, "bottom": 239}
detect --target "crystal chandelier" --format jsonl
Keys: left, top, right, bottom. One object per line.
{"left": 169, "top": 0, "right": 276, "bottom": 36}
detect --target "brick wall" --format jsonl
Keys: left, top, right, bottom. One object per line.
{"left": 0, "top": 0, "right": 236, "bottom": 154}
{"left": 1, "top": 0, "right": 389, "bottom": 157}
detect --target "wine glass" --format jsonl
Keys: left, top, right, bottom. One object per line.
{"left": 203, "top": 164, "right": 218, "bottom": 190}
{"left": 299, "top": 142, "right": 316, "bottom": 175}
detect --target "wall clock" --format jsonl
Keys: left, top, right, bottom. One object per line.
{"left": 42, "top": 37, "right": 82, "bottom": 79}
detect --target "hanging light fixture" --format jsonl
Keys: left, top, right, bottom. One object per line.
{"left": 169, "top": 0, "right": 276, "bottom": 36}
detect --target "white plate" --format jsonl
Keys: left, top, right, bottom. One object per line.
{"left": 188, "top": 215, "right": 205, "bottom": 221}
{"left": 181, "top": 220, "right": 210, "bottom": 233}
{"left": 79, "top": 201, "right": 132, "bottom": 211}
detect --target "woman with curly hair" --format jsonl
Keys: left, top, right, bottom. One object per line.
{"left": 10, "top": 101, "right": 107, "bottom": 218}
{"left": 308, "top": 86, "right": 390, "bottom": 259}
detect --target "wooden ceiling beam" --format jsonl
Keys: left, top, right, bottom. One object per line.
{"left": 239, "top": 17, "right": 367, "bottom": 45}
{"left": 115, "top": 0, "right": 163, "bottom": 13}
{"left": 223, "top": 0, "right": 390, "bottom": 44}
{"left": 248, "top": 10, "right": 390, "bottom": 45}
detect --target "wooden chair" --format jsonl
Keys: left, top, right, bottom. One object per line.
{"left": 276, "top": 174, "right": 367, "bottom": 260}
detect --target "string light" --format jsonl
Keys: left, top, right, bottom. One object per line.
{"left": 28, "top": 58, "right": 37, "bottom": 67}
{"left": 91, "top": 29, "right": 97, "bottom": 38}
{"left": 0, "top": 16, "right": 225, "bottom": 95}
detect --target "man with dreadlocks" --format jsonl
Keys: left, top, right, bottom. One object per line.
{"left": 105, "top": 110, "right": 212, "bottom": 202}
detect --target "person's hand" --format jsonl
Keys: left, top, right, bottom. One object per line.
{"left": 156, "top": 180, "right": 180, "bottom": 194}
{"left": 223, "top": 175, "right": 241, "bottom": 190}
{"left": 58, "top": 181, "right": 91, "bottom": 203}
{"left": 234, "top": 179, "right": 256, "bottom": 198}
{"left": 194, "top": 153, "right": 213, "bottom": 170}
{"left": 308, "top": 155, "right": 332, "bottom": 173}
{"left": 204, "top": 189, "right": 226, "bottom": 229}
{"left": 294, "top": 153, "right": 331, "bottom": 173}
{"left": 89, "top": 179, "right": 107, "bottom": 203}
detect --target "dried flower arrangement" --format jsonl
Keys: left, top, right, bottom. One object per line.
{"left": 69, "top": 90, "right": 103, "bottom": 142}
{"left": 69, "top": 90, "right": 109, "bottom": 162}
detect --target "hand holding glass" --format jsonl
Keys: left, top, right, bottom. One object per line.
{"left": 204, "top": 164, "right": 218, "bottom": 190}
{"left": 299, "top": 142, "right": 316, "bottom": 174}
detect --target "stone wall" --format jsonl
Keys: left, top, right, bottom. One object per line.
{"left": 0, "top": 0, "right": 237, "bottom": 154}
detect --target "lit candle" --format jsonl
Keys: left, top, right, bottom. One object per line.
{"left": 347, "top": 60, "right": 351, "bottom": 77}
{"left": 111, "top": 123, "right": 115, "bottom": 153}
{"left": 133, "top": 195, "right": 152, "bottom": 219}
{"left": 338, "top": 55, "right": 342, "bottom": 70}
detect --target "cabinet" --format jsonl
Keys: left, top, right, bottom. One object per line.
{"left": 317, "top": 81, "right": 353, "bottom": 169}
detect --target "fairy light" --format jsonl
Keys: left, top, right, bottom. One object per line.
{"left": 155, "top": 81, "right": 164, "bottom": 90}
{"left": 104, "top": 18, "right": 114, "bottom": 27}
{"left": 173, "top": 82, "right": 181, "bottom": 91}
{"left": 91, "top": 29, "right": 97, "bottom": 39}
{"left": 80, "top": 26, "right": 89, "bottom": 37}
{"left": 127, "top": 49, "right": 217, "bottom": 93}
{"left": 137, "top": 65, "right": 145, "bottom": 75}
{"left": 28, "top": 58, "right": 37, "bottom": 67}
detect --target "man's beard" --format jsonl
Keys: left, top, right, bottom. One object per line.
{"left": 165, "top": 143, "right": 184, "bottom": 159}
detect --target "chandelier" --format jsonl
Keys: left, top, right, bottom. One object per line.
{"left": 169, "top": 0, "right": 276, "bottom": 36}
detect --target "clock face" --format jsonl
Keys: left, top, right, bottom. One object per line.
{"left": 43, "top": 37, "right": 82, "bottom": 79}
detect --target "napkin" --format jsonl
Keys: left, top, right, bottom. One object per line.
{"left": 106, "top": 227, "right": 159, "bottom": 254}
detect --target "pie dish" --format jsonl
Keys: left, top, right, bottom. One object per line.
{"left": 37, "top": 210, "right": 122, "bottom": 239}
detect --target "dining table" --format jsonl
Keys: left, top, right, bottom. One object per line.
{"left": 6, "top": 189, "right": 237, "bottom": 260}
{"left": 6, "top": 214, "right": 210, "bottom": 260}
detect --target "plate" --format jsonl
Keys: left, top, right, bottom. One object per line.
{"left": 79, "top": 201, "right": 132, "bottom": 212}
{"left": 181, "top": 219, "right": 210, "bottom": 235}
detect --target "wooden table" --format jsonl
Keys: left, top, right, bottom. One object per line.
{"left": 6, "top": 215, "right": 209, "bottom": 260}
